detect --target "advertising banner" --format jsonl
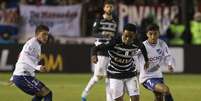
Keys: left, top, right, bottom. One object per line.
{"left": 118, "top": 4, "right": 179, "bottom": 35}
{"left": 19, "top": 4, "right": 82, "bottom": 38}
{"left": 0, "top": 44, "right": 91, "bottom": 73}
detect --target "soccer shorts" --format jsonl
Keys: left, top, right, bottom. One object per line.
{"left": 143, "top": 78, "right": 164, "bottom": 91}
{"left": 12, "top": 75, "right": 46, "bottom": 95}
{"left": 94, "top": 56, "right": 109, "bottom": 76}
{"left": 109, "top": 77, "right": 140, "bottom": 100}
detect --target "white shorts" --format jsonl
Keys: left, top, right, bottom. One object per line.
{"left": 109, "top": 77, "right": 140, "bottom": 100}
{"left": 93, "top": 56, "right": 110, "bottom": 76}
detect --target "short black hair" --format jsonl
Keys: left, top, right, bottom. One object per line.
{"left": 35, "top": 24, "right": 49, "bottom": 34}
{"left": 104, "top": 0, "right": 114, "bottom": 5}
{"left": 147, "top": 23, "right": 159, "bottom": 31}
{"left": 123, "top": 23, "right": 137, "bottom": 32}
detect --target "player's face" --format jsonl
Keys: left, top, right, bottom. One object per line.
{"left": 147, "top": 30, "right": 159, "bottom": 44}
{"left": 122, "top": 30, "right": 136, "bottom": 45}
{"left": 37, "top": 30, "right": 48, "bottom": 44}
{"left": 104, "top": 4, "right": 113, "bottom": 15}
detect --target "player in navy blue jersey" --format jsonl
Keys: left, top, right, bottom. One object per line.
{"left": 138, "top": 24, "right": 174, "bottom": 101}
{"left": 10, "top": 25, "right": 52, "bottom": 101}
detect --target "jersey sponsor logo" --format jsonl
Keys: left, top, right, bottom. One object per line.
{"left": 156, "top": 49, "right": 162, "bottom": 55}
{"left": 148, "top": 56, "right": 162, "bottom": 62}
{"left": 93, "top": 22, "right": 97, "bottom": 27}
{"left": 113, "top": 57, "right": 130, "bottom": 64}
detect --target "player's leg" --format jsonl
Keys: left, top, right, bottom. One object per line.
{"left": 143, "top": 78, "right": 173, "bottom": 101}
{"left": 142, "top": 78, "right": 165, "bottom": 101}
{"left": 125, "top": 77, "right": 140, "bottom": 101}
{"left": 154, "top": 83, "right": 173, "bottom": 101}
{"left": 109, "top": 78, "right": 124, "bottom": 101}
{"left": 33, "top": 88, "right": 51, "bottom": 101}
{"left": 130, "top": 96, "right": 139, "bottom": 101}
{"left": 115, "top": 96, "right": 124, "bottom": 101}
{"left": 153, "top": 91, "right": 163, "bottom": 101}
{"left": 103, "top": 56, "right": 113, "bottom": 101}
{"left": 29, "top": 77, "right": 52, "bottom": 101}
{"left": 81, "top": 75, "right": 103, "bottom": 99}
{"left": 12, "top": 76, "right": 43, "bottom": 101}
{"left": 36, "top": 86, "right": 52, "bottom": 101}
{"left": 81, "top": 56, "right": 107, "bottom": 100}
{"left": 12, "top": 76, "right": 52, "bottom": 101}
{"left": 105, "top": 78, "right": 114, "bottom": 101}
{"left": 32, "top": 96, "right": 43, "bottom": 101}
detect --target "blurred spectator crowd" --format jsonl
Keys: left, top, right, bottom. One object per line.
{"left": 0, "top": 0, "right": 201, "bottom": 46}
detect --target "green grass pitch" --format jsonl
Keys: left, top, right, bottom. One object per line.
{"left": 0, "top": 73, "right": 201, "bottom": 101}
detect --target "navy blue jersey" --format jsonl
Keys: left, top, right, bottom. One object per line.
{"left": 92, "top": 36, "right": 148, "bottom": 79}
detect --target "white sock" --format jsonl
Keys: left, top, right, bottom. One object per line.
{"left": 81, "top": 76, "right": 99, "bottom": 97}
{"left": 105, "top": 78, "right": 114, "bottom": 101}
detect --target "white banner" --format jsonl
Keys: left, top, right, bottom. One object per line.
{"left": 118, "top": 3, "right": 179, "bottom": 35}
{"left": 19, "top": 4, "right": 82, "bottom": 38}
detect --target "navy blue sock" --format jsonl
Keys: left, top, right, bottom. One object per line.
{"left": 165, "top": 94, "right": 174, "bottom": 101}
{"left": 32, "top": 96, "right": 43, "bottom": 101}
{"left": 44, "top": 91, "right": 52, "bottom": 101}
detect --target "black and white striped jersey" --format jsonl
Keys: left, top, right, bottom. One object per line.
{"left": 92, "top": 16, "right": 118, "bottom": 56}
{"left": 92, "top": 36, "right": 148, "bottom": 79}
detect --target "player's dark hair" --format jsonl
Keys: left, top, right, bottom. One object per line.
{"left": 35, "top": 24, "right": 49, "bottom": 35}
{"left": 123, "top": 23, "right": 137, "bottom": 33}
{"left": 104, "top": 0, "right": 114, "bottom": 5}
{"left": 147, "top": 23, "right": 159, "bottom": 31}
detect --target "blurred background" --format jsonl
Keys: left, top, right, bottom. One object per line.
{"left": 0, "top": 0, "right": 201, "bottom": 101}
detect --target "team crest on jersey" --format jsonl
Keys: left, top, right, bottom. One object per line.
{"left": 93, "top": 22, "right": 97, "bottom": 27}
{"left": 156, "top": 49, "right": 162, "bottom": 55}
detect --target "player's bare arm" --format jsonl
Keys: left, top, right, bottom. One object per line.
{"left": 91, "top": 55, "right": 98, "bottom": 64}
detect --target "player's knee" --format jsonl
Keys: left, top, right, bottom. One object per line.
{"left": 36, "top": 87, "right": 51, "bottom": 96}
{"left": 115, "top": 96, "right": 123, "bottom": 101}
{"left": 162, "top": 86, "right": 170, "bottom": 94}
{"left": 130, "top": 95, "right": 139, "bottom": 101}
{"left": 97, "top": 75, "right": 104, "bottom": 80}
{"left": 93, "top": 75, "right": 103, "bottom": 82}
{"left": 47, "top": 91, "right": 52, "bottom": 97}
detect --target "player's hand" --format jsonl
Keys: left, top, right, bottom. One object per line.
{"left": 40, "top": 66, "right": 47, "bottom": 72}
{"left": 144, "top": 62, "right": 149, "bottom": 70}
{"left": 168, "top": 65, "right": 174, "bottom": 72}
{"left": 91, "top": 55, "right": 98, "bottom": 64}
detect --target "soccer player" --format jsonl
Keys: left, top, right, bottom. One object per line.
{"left": 138, "top": 24, "right": 174, "bottom": 101}
{"left": 92, "top": 23, "right": 149, "bottom": 101}
{"left": 10, "top": 25, "right": 52, "bottom": 101}
{"left": 81, "top": 1, "right": 117, "bottom": 101}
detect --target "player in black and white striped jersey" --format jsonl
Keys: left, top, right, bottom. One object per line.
{"left": 81, "top": 1, "right": 118, "bottom": 101}
{"left": 92, "top": 23, "right": 149, "bottom": 101}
